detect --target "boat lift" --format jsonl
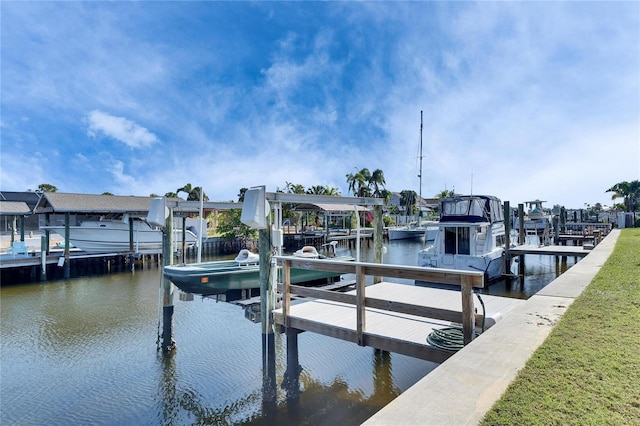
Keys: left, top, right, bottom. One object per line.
{"left": 153, "top": 190, "right": 385, "bottom": 353}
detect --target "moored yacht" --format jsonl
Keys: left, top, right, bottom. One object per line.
{"left": 417, "top": 195, "right": 509, "bottom": 282}
{"left": 43, "top": 216, "right": 200, "bottom": 254}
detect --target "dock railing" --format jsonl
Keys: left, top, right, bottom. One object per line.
{"left": 275, "top": 256, "right": 485, "bottom": 347}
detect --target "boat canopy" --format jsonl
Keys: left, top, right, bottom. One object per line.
{"left": 439, "top": 195, "right": 504, "bottom": 223}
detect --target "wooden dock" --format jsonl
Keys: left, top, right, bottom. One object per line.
{"left": 508, "top": 244, "right": 591, "bottom": 257}
{"left": 272, "top": 257, "right": 524, "bottom": 363}
{"left": 273, "top": 282, "right": 524, "bottom": 363}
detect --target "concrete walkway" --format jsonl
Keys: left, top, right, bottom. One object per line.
{"left": 363, "top": 229, "right": 620, "bottom": 426}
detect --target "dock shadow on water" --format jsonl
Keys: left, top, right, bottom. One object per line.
{"left": 1, "top": 238, "right": 573, "bottom": 425}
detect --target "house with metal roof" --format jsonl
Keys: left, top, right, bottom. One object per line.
{"left": 0, "top": 191, "right": 40, "bottom": 234}
{"left": 34, "top": 192, "right": 156, "bottom": 215}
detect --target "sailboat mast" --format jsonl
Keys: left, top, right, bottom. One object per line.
{"left": 418, "top": 110, "right": 423, "bottom": 223}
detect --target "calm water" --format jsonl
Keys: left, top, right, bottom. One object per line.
{"left": 0, "top": 239, "right": 575, "bottom": 425}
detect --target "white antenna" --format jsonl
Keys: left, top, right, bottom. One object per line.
{"left": 470, "top": 173, "right": 473, "bottom": 195}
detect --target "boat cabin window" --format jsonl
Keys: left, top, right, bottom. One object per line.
{"left": 444, "top": 227, "right": 470, "bottom": 255}
{"left": 496, "top": 234, "right": 506, "bottom": 247}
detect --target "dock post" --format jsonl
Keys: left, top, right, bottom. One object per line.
{"left": 20, "top": 215, "right": 25, "bottom": 242}
{"left": 129, "top": 216, "right": 134, "bottom": 252}
{"left": 461, "top": 275, "right": 475, "bottom": 345}
{"left": 373, "top": 205, "right": 383, "bottom": 283}
{"left": 40, "top": 235, "right": 47, "bottom": 281}
{"left": 518, "top": 204, "right": 525, "bottom": 245}
{"left": 259, "top": 226, "right": 277, "bottom": 409}
{"left": 44, "top": 213, "right": 50, "bottom": 255}
{"left": 181, "top": 216, "right": 186, "bottom": 264}
{"left": 285, "top": 328, "right": 301, "bottom": 410}
{"left": 161, "top": 207, "right": 176, "bottom": 353}
{"left": 128, "top": 217, "right": 135, "bottom": 272}
{"left": 356, "top": 265, "right": 366, "bottom": 346}
{"left": 504, "top": 201, "right": 512, "bottom": 278}
{"left": 64, "top": 212, "right": 70, "bottom": 279}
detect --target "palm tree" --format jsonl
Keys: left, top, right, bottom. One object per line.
{"left": 189, "top": 187, "right": 208, "bottom": 202}
{"left": 285, "top": 182, "right": 306, "bottom": 194}
{"left": 323, "top": 186, "right": 341, "bottom": 196}
{"left": 346, "top": 168, "right": 372, "bottom": 197}
{"left": 306, "top": 185, "right": 341, "bottom": 196}
{"left": 176, "top": 183, "right": 192, "bottom": 199}
{"left": 237, "top": 188, "right": 248, "bottom": 202}
{"left": 379, "top": 188, "right": 393, "bottom": 205}
{"left": 176, "top": 183, "right": 208, "bottom": 201}
{"left": 369, "top": 169, "right": 387, "bottom": 198}
{"left": 435, "top": 189, "right": 455, "bottom": 199}
{"left": 399, "top": 190, "right": 417, "bottom": 216}
{"left": 607, "top": 180, "right": 640, "bottom": 212}
{"left": 37, "top": 183, "right": 58, "bottom": 192}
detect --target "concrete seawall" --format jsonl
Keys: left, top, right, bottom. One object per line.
{"left": 363, "top": 229, "right": 620, "bottom": 425}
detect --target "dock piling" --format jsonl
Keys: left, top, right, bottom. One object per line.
{"left": 160, "top": 207, "right": 176, "bottom": 353}
{"left": 285, "top": 328, "right": 301, "bottom": 404}
{"left": 64, "top": 212, "right": 70, "bottom": 279}
{"left": 259, "top": 225, "right": 277, "bottom": 406}
{"left": 40, "top": 235, "right": 47, "bottom": 281}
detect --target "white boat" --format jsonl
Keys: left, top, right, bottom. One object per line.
{"left": 390, "top": 111, "right": 439, "bottom": 242}
{"left": 513, "top": 200, "right": 553, "bottom": 244}
{"left": 388, "top": 221, "right": 439, "bottom": 241}
{"left": 417, "top": 195, "right": 509, "bottom": 282}
{"left": 42, "top": 217, "right": 199, "bottom": 254}
{"left": 514, "top": 200, "right": 552, "bottom": 230}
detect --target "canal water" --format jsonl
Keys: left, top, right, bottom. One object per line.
{"left": 0, "top": 239, "right": 576, "bottom": 425}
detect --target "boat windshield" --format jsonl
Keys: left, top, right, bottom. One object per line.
{"left": 440, "top": 196, "right": 504, "bottom": 223}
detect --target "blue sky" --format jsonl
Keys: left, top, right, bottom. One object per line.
{"left": 1, "top": 1, "right": 638, "bottom": 209}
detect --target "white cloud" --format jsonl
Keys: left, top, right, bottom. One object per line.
{"left": 1, "top": 2, "right": 637, "bottom": 208}
{"left": 86, "top": 110, "right": 159, "bottom": 149}
{"left": 108, "top": 160, "right": 138, "bottom": 189}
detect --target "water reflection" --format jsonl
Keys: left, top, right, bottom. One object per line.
{"left": 1, "top": 238, "right": 575, "bottom": 425}
{"left": 239, "top": 349, "right": 404, "bottom": 426}
{"left": 149, "top": 329, "right": 411, "bottom": 425}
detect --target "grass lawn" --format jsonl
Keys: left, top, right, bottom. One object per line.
{"left": 481, "top": 228, "right": 640, "bottom": 425}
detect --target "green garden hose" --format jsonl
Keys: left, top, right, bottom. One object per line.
{"left": 426, "top": 291, "right": 486, "bottom": 352}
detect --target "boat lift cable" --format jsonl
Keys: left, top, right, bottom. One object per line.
{"left": 426, "top": 291, "right": 486, "bottom": 352}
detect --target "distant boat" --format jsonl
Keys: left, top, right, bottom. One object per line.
{"left": 390, "top": 111, "right": 437, "bottom": 242}
{"left": 43, "top": 217, "right": 198, "bottom": 254}
{"left": 417, "top": 195, "right": 510, "bottom": 282}
{"left": 514, "top": 200, "right": 552, "bottom": 230}
{"left": 164, "top": 247, "right": 353, "bottom": 296}
{"left": 388, "top": 221, "right": 438, "bottom": 241}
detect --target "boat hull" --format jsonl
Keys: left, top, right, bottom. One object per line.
{"left": 417, "top": 249, "right": 507, "bottom": 282}
{"left": 388, "top": 228, "right": 425, "bottom": 241}
{"left": 388, "top": 221, "right": 439, "bottom": 241}
{"left": 44, "top": 220, "right": 197, "bottom": 254}
{"left": 164, "top": 256, "right": 352, "bottom": 296}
